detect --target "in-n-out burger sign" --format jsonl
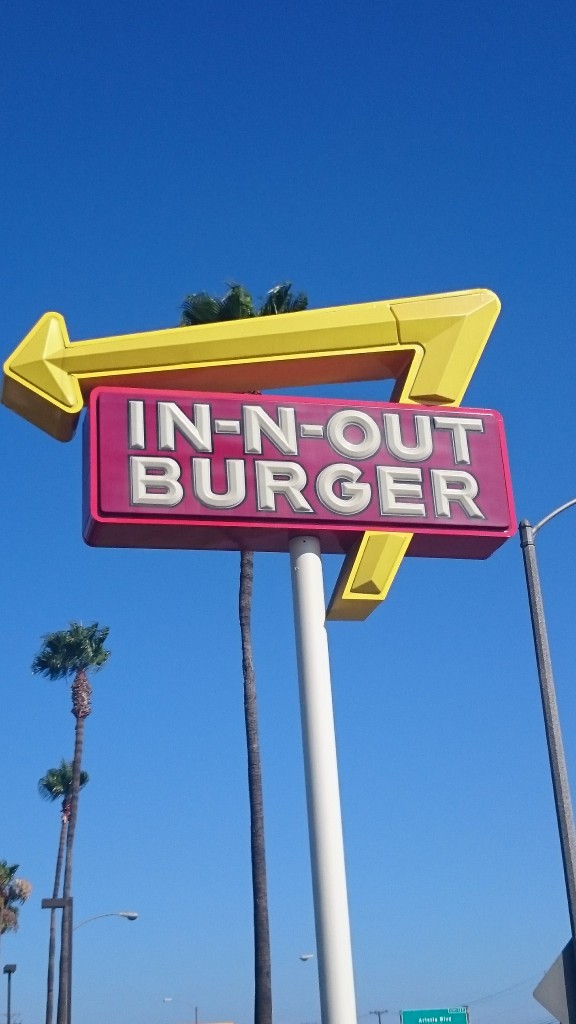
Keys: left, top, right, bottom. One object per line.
{"left": 84, "top": 387, "right": 514, "bottom": 556}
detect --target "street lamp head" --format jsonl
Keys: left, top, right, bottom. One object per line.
{"left": 72, "top": 909, "right": 140, "bottom": 930}
{"left": 299, "top": 953, "right": 314, "bottom": 961}
{"left": 3, "top": 966, "right": 16, "bottom": 975}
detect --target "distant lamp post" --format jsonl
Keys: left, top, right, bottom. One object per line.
{"left": 163, "top": 997, "right": 198, "bottom": 1024}
{"left": 3, "top": 964, "right": 16, "bottom": 1024}
{"left": 520, "top": 499, "right": 576, "bottom": 951}
{"left": 299, "top": 953, "right": 315, "bottom": 962}
{"left": 74, "top": 910, "right": 138, "bottom": 930}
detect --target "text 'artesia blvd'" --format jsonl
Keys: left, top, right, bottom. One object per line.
{"left": 84, "top": 388, "right": 515, "bottom": 555}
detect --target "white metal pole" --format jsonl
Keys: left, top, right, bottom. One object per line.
{"left": 289, "top": 535, "right": 357, "bottom": 1024}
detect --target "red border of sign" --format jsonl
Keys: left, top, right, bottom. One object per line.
{"left": 83, "top": 387, "right": 516, "bottom": 557}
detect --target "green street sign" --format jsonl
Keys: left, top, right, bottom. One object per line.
{"left": 401, "top": 1009, "right": 468, "bottom": 1024}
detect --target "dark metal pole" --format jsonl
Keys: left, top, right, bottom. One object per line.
{"left": 3, "top": 965, "right": 16, "bottom": 1024}
{"left": 520, "top": 518, "right": 576, "bottom": 948}
{"left": 67, "top": 898, "right": 73, "bottom": 1024}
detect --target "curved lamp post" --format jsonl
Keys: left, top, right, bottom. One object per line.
{"left": 42, "top": 901, "right": 138, "bottom": 1024}
{"left": 520, "top": 499, "right": 576, "bottom": 950}
{"left": 74, "top": 910, "right": 138, "bottom": 930}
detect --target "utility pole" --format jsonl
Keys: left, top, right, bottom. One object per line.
{"left": 370, "top": 1010, "right": 389, "bottom": 1024}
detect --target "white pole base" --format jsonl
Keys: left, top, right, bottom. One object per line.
{"left": 289, "top": 536, "right": 357, "bottom": 1024}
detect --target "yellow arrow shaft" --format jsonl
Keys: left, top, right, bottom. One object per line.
{"left": 60, "top": 302, "right": 399, "bottom": 377}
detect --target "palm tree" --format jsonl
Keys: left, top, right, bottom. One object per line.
{"left": 38, "top": 761, "right": 89, "bottom": 1024}
{"left": 0, "top": 860, "right": 32, "bottom": 960}
{"left": 180, "top": 283, "right": 308, "bottom": 1024}
{"left": 32, "top": 622, "right": 110, "bottom": 1024}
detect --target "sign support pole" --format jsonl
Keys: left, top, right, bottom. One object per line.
{"left": 289, "top": 535, "right": 357, "bottom": 1024}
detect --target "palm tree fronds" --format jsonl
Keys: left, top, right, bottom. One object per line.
{"left": 257, "top": 283, "right": 308, "bottom": 317}
{"left": 181, "top": 284, "right": 256, "bottom": 326}
{"left": 180, "top": 292, "right": 225, "bottom": 325}
{"left": 38, "top": 761, "right": 89, "bottom": 802}
{"left": 0, "top": 907, "right": 18, "bottom": 933}
{"left": 221, "top": 284, "right": 255, "bottom": 320}
{"left": 0, "top": 860, "right": 32, "bottom": 936}
{"left": 10, "top": 878, "right": 32, "bottom": 902}
{"left": 0, "top": 861, "right": 18, "bottom": 887}
{"left": 32, "top": 622, "right": 110, "bottom": 680}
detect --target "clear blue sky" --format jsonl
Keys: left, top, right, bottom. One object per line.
{"left": 2, "top": 2, "right": 576, "bottom": 1024}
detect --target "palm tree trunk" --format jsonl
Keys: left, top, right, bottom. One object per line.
{"left": 239, "top": 549, "right": 272, "bottom": 1024}
{"left": 46, "top": 812, "right": 67, "bottom": 1024}
{"left": 57, "top": 671, "right": 91, "bottom": 1024}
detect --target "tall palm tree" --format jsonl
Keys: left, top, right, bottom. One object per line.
{"left": 38, "top": 761, "right": 89, "bottom": 1024}
{"left": 0, "top": 860, "right": 32, "bottom": 963}
{"left": 32, "top": 622, "right": 110, "bottom": 1024}
{"left": 181, "top": 283, "right": 308, "bottom": 1024}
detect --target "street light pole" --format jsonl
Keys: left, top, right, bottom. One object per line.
{"left": 41, "top": 901, "right": 137, "bottom": 1024}
{"left": 74, "top": 911, "right": 138, "bottom": 930}
{"left": 163, "top": 997, "right": 198, "bottom": 1022}
{"left": 520, "top": 498, "right": 576, "bottom": 950}
{"left": 3, "top": 964, "right": 16, "bottom": 1024}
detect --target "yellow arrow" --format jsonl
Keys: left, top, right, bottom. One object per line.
{"left": 3, "top": 289, "right": 499, "bottom": 439}
{"left": 2, "top": 288, "right": 500, "bottom": 617}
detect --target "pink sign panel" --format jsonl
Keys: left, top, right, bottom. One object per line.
{"left": 83, "top": 387, "right": 515, "bottom": 556}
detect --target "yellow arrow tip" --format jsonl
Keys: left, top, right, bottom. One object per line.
{"left": 2, "top": 313, "right": 82, "bottom": 441}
